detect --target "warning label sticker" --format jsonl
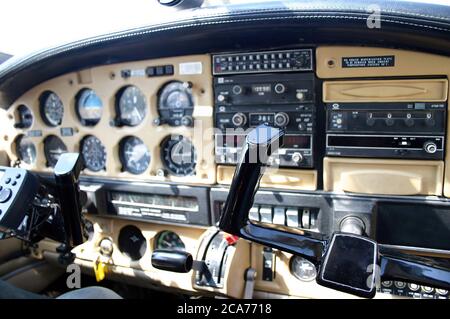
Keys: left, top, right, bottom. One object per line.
{"left": 342, "top": 55, "right": 395, "bottom": 68}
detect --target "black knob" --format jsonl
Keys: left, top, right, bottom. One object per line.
{"left": 232, "top": 112, "right": 247, "bottom": 127}
{"left": 298, "top": 123, "right": 306, "bottom": 131}
{"left": 404, "top": 118, "right": 414, "bottom": 127}
{"left": 151, "top": 249, "right": 193, "bottom": 273}
{"left": 385, "top": 118, "right": 395, "bottom": 126}
{"left": 425, "top": 117, "right": 435, "bottom": 127}
{"left": 366, "top": 117, "right": 376, "bottom": 127}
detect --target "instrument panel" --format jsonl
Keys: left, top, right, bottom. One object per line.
{"left": 3, "top": 55, "right": 215, "bottom": 185}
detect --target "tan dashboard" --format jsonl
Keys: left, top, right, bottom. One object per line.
{"left": 3, "top": 46, "right": 450, "bottom": 299}
{"left": 0, "top": 55, "right": 216, "bottom": 185}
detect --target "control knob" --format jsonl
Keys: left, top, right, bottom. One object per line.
{"left": 340, "top": 216, "right": 365, "bottom": 236}
{"left": 232, "top": 112, "right": 247, "bottom": 127}
{"left": 291, "top": 152, "right": 303, "bottom": 164}
{"left": 99, "top": 238, "right": 114, "bottom": 257}
{"left": 232, "top": 85, "right": 243, "bottom": 95}
{"left": 366, "top": 117, "right": 376, "bottom": 127}
{"left": 404, "top": 117, "right": 414, "bottom": 127}
{"left": 274, "top": 83, "right": 286, "bottom": 94}
{"left": 274, "top": 112, "right": 289, "bottom": 127}
{"left": 424, "top": 141, "right": 437, "bottom": 154}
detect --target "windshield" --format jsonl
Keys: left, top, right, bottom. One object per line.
{"left": 0, "top": 0, "right": 448, "bottom": 57}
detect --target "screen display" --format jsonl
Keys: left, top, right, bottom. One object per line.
{"left": 375, "top": 202, "right": 450, "bottom": 251}
{"left": 283, "top": 135, "right": 311, "bottom": 148}
{"left": 321, "top": 235, "right": 376, "bottom": 292}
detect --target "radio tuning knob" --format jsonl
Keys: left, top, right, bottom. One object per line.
{"left": 274, "top": 112, "right": 289, "bottom": 127}
{"left": 274, "top": 83, "right": 286, "bottom": 94}
{"left": 217, "top": 94, "right": 227, "bottom": 102}
{"left": 232, "top": 112, "right": 247, "bottom": 127}
{"left": 385, "top": 118, "right": 395, "bottom": 126}
{"left": 366, "top": 117, "right": 376, "bottom": 127}
{"left": 424, "top": 141, "right": 437, "bottom": 154}
{"left": 404, "top": 118, "right": 414, "bottom": 127}
{"left": 291, "top": 152, "right": 303, "bottom": 164}
{"left": 232, "top": 85, "right": 243, "bottom": 95}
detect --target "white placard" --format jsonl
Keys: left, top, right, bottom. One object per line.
{"left": 179, "top": 62, "right": 203, "bottom": 75}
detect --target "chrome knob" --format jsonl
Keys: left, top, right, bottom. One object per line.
{"left": 232, "top": 112, "right": 247, "bottom": 127}
{"left": 424, "top": 141, "right": 437, "bottom": 154}
{"left": 274, "top": 112, "right": 289, "bottom": 127}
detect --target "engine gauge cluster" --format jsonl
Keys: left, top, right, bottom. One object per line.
{"left": 80, "top": 135, "right": 107, "bottom": 172}
{"left": 119, "top": 136, "right": 151, "bottom": 175}
{"left": 157, "top": 81, "right": 194, "bottom": 126}
{"left": 161, "top": 135, "right": 197, "bottom": 176}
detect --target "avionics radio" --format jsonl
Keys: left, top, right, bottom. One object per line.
{"left": 326, "top": 102, "right": 446, "bottom": 159}
{"left": 213, "top": 49, "right": 316, "bottom": 168}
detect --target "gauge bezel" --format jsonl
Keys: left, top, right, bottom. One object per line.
{"left": 75, "top": 88, "right": 103, "bottom": 127}
{"left": 39, "top": 91, "right": 64, "bottom": 127}
{"left": 154, "top": 230, "right": 186, "bottom": 251}
{"left": 119, "top": 136, "right": 151, "bottom": 175}
{"left": 157, "top": 80, "right": 194, "bottom": 127}
{"left": 160, "top": 135, "right": 197, "bottom": 177}
{"left": 80, "top": 135, "right": 107, "bottom": 172}
{"left": 115, "top": 85, "right": 148, "bottom": 127}
{"left": 43, "top": 135, "right": 68, "bottom": 168}
{"left": 14, "top": 134, "right": 37, "bottom": 165}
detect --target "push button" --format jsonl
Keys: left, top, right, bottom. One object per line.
{"left": 273, "top": 207, "right": 286, "bottom": 225}
{"left": 259, "top": 206, "right": 273, "bottom": 223}
{"left": 286, "top": 208, "right": 299, "bottom": 227}
{"left": 0, "top": 188, "right": 12, "bottom": 203}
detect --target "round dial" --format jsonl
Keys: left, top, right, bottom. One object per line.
{"left": 39, "top": 91, "right": 64, "bottom": 127}
{"left": 15, "top": 135, "right": 36, "bottom": 165}
{"left": 118, "top": 225, "right": 147, "bottom": 260}
{"left": 119, "top": 136, "right": 151, "bottom": 175}
{"left": 76, "top": 88, "right": 103, "bottom": 126}
{"left": 290, "top": 256, "right": 317, "bottom": 282}
{"left": 80, "top": 135, "right": 107, "bottom": 172}
{"left": 116, "top": 86, "right": 147, "bottom": 126}
{"left": 155, "top": 231, "right": 185, "bottom": 251}
{"left": 43, "top": 135, "right": 68, "bottom": 167}
{"left": 157, "top": 81, "right": 194, "bottom": 126}
{"left": 161, "top": 135, "right": 196, "bottom": 176}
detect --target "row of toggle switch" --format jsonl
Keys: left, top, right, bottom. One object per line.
{"left": 249, "top": 205, "right": 318, "bottom": 230}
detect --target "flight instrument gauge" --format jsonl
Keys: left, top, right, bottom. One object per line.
{"left": 43, "top": 135, "right": 68, "bottom": 167}
{"left": 154, "top": 231, "right": 186, "bottom": 251}
{"left": 119, "top": 136, "right": 151, "bottom": 175}
{"left": 157, "top": 81, "right": 194, "bottom": 127}
{"left": 15, "top": 135, "right": 36, "bottom": 165}
{"left": 39, "top": 91, "right": 64, "bottom": 127}
{"left": 115, "top": 86, "right": 147, "bottom": 126}
{"left": 80, "top": 135, "right": 107, "bottom": 172}
{"left": 76, "top": 88, "right": 103, "bottom": 126}
{"left": 160, "top": 135, "right": 196, "bottom": 176}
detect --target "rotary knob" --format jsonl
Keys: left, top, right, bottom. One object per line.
{"left": 385, "top": 118, "right": 395, "bottom": 126}
{"left": 424, "top": 141, "right": 437, "bottom": 154}
{"left": 404, "top": 117, "right": 414, "bottom": 127}
{"left": 232, "top": 112, "right": 247, "bottom": 127}
{"left": 274, "top": 83, "right": 286, "bottom": 94}
{"left": 274, "top": 112, "right": 289, "bottom": 127}
{"left": 340, "top": 216, "right": 365, "bottom": 236}
{"left": 291, "top": 152, "right": 303, "bottom": 164}
{"left": 366, "top": 117, "right": 376, "bottom": 127}
{"left": 232, "top": 85, "right": 243, "bottom": 95}
{"left": 181, "top": 115, "right": 193, "bottom": 127}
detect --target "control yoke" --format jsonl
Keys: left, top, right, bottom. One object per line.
{"left": 218, "top": 124, "right": 450, "bottom": 298}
